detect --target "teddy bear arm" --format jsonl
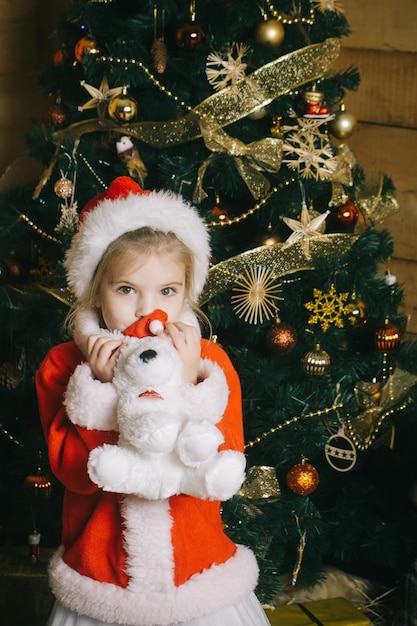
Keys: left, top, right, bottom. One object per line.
{"left": 65, "top": 363, "right": 119, "bottom": 431}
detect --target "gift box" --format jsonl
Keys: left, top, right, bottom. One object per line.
{"left": 265, "top": 597, "right": 371, "bottom": 626}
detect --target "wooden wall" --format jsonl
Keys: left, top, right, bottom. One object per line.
{"left": 335, "top": 0, "right": 417, "bottom": 336}
{"left": 0, "top": 1, "right": 415, "bottom": 332}
{"left": 0, "top": 1, "right": 68, "bottom": 180}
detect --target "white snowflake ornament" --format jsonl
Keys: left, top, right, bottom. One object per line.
{"left": 206, "top": 43, "right": 249, "bottom": 91}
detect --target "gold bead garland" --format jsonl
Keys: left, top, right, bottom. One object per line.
{"left": 19, "top": 214, "right": 62, "bottom": 245}
{"left": 244, "top": 402, "right": 343, "bottom": 449}
{"left": 205, "top": 178, "right": 295, "bottom": 228}
{"left": 264, "top": 0, "right": 315, "bottom": 25}
{"left": 93, "top": 53, "right": 193, "bottom": 112}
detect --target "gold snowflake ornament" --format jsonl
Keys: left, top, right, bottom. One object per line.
{"left": 304, "top": 284, "right": 350, "bottom": 332}
{"left": 232, "top": 265, "right": 283, "bottom": 324}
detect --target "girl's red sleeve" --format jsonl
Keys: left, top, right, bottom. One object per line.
{"left": 200, "top": 339, "right": 244, "bottom": 453}
{"left": 36, "top": 342, "right": 118, "bottom": 494}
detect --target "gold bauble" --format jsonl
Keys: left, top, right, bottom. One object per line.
{"left": 108, "top": 88, "right": 138, "bottom": 123}
{"left": 54, "top": 178, "right": 74, "bottom": 199}
{"left": 328, "top": 103, "right": 357, "bottom": 140}
{"left": 254, "top": 18, "right": 285, "bottom": 47}
{"left": 248, "top": 106, "right": 268, "bottom": 120}
{"left": 347, "top": 297, "right": 368, "bottom": 327}
{"left": 301, "top": 343, "right": 331, "bottom": 376}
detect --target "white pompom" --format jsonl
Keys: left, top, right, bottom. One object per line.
{"left": 149, "top": 319, "right": 164, "bottom": 335}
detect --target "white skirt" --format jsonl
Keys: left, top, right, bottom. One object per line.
{"left": 46, "top": 592, "right": 270, "bottom": 626}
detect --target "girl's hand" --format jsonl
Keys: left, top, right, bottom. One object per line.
{"left": 86, "top": 334, "right": 123, "bottom": 383}
{"left": 158, "top": 322, "right": 201, "bottom": 384}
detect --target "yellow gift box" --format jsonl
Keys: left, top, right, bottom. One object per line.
{"left": 265, "top": 597, "right": 371, "bottom": 626}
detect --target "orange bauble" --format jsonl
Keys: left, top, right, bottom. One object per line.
{"left": 375, "top": 320, "right": 401, "bottom": 353}
{"left": 286, "top": 461, "right": 319, "bottom": 496}
{"left": 24, "top": 469, "right": 52, "bottom": 499}
{"left": 74, "top": 36, "right": 98, "bottom": 62}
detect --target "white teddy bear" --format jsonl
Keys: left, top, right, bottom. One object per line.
{"left": 65, "top": 333, "right": 246, "bottom": 501}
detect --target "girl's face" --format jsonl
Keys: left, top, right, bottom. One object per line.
{"left": 96, "top": 251, "right": 187, "bottom": 331}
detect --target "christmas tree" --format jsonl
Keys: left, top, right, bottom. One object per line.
{"left": 1, "top": 0, "right": 417, "bottom": 611}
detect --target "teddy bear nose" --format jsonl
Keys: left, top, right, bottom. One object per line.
{"left": 139, "top": 349, "right": 157, "bottom": 363}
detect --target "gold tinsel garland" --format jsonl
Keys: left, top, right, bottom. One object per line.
{"left": 199, "top": 234, "right": 356, "bottom": 305}
{"left": 54, "top": 38, "right": 341, "bottom": 148}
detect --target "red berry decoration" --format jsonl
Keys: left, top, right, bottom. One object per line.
{"left": 286, "top": 461, "right": 319, "bottom": 496}
{"left": 332, "top": 200, "right": 359, "bottom": 230}
{"left": 375, "top": 320, "right": 401, "bottom": 353}
{"left": 266, "top": 320, "right": 298, "bottom": 354}
{"left": 44, "top": 102, "right": 68, "bottom": 128}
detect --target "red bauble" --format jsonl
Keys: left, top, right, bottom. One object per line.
{"left": 176, "top": 20, "right": 205, "bottom": 48}
{"left": 266, "top": 321, "right": 298, "bottom": 354}
{"left": 53, "top": 49, "right": 64, "bottom": 67}
{"left": 44, "top": 102, "right": 68, "bottom": 128}
{"left": 332, "top": 201, "right": 359, "bottom": 230}
{"left": 375, "top": 321, "right": 401, "bottom": 353}
{"left": 286, "top": 462, "right": 319, "bottom": 496}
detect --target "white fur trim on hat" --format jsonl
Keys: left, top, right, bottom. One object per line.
{"left": 65, "top": 182, "right": 211, "bottom": 302}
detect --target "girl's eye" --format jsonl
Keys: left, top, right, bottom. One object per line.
{"left": 118, "top": 285, "right": 134, "bottom": 295}
{"left": 161, "top": 287, "right": 174, "bottom": 296}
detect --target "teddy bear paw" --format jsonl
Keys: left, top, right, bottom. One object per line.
{"left": 204, "top": 451, "right": 246, "bottom": 501}
{"left": 88, "top": 444, "right": 130, "bottom": 491}
{"left": 177, "top": 420, "right": 224, "bottom": 466}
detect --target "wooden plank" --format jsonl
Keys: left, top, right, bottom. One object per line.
{"left": 0, "top": 22, "right": 40, "bottom": 75}
{"left": 334, "top": 49, "right": 417, "bottom": 129}
{"left": 383, "top": 257, "right": 417, "bottom": 337}
{"left": 345, "top": 123, "right": 417, "bottom": 333}
{"left": 342, "top": 0, "right": 417, "bottom": 53}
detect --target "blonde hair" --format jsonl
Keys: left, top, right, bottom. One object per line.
{"left": 66, "top": 227, "right": 210, "bottom": 334}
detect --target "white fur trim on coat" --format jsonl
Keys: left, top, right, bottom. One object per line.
{"left": 48, "top": 497, "right": 259, "bottom": 626}
{"left": 65, "top": 189, "right": 211, "bottom": 302}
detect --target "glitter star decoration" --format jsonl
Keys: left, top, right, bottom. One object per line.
{"left": 304, "top": 284, "right": 350, "bottom": 331}
{"left": 206, "top": 43, "right": 249, "bottom": 91}
{"left": 282, "top": 203, "right": 329, "bottom": 257}
{"left": 231, "top": 265, "right": 283, "bottom": 325}
{"left": 79, "top": 75, "right": 124, "bottom": 120}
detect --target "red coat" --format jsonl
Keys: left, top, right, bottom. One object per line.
{"left": 36, "top": 337, "right": 258, "bottom": 625}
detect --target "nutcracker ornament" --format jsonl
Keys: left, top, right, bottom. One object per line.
{"left": 301, "top": 85, "right": 329, "bottom": 118}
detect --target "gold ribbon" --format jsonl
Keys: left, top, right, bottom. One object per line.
{"left": 328, "top": 143, "right": 356, "bottom": 206}
{"left": 193, "top": 121, "right": 282, "bottom": 202}
{"left": 236, "top": 465, "right": 281, "bottom": 500}
{"left": 54, "top": 38, "right": 341, "bottom": 149}
{"left": 199, "top": 233, "right": 356, "bottom": 305}
{"left": 347, "top": 368, "right": 417, "bottom": 451}
{"left": 356, "top": 171, "right": 399, "bottom": 225}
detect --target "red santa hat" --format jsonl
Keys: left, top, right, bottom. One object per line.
{"left": 64, "top": 176, "right": 211, "bottom": 302}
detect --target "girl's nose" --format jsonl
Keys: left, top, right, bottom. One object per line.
{"left": 135, "top": 296, "right": 156, "bottom": 318}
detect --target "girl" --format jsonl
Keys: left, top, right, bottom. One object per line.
{"left": 36, "top": 176, "right": 270, "bottom": 626}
